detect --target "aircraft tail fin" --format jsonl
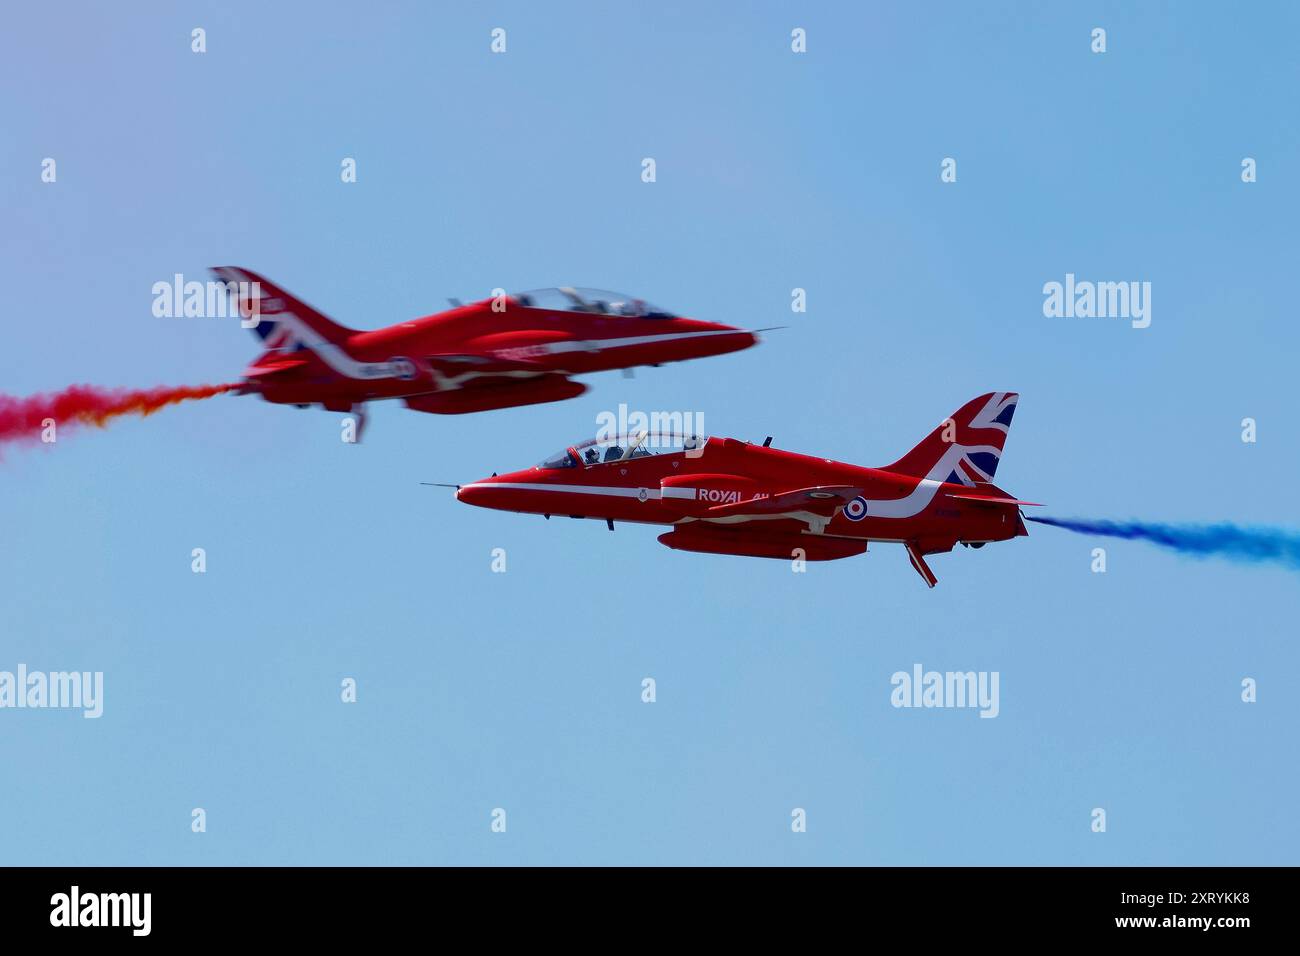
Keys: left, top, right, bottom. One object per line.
{"left": 883, "top": 392, "right": 1018, "bottom": 486}
{"left": 210, "top": 266, "right": 357, "bottom": 351}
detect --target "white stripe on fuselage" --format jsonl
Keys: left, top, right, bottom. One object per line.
{"left": 269, "top": 313, "right": 403, "bottom": 380}
{"left": 856, "top": 443, "right": 998, "bottom": 518}
{"left": 271, "top": 321, "right": 742, "bottom": 384}
{"left": 462, "top": 482, "right": 662, "bottom": 499}
{"left": 468, "top": 441, "right": 996, "bottom": 524}
{"left": 660, "top": 486, "right": 698, "bottom": 500}
{"left": 531, "top": 329, "right": 742, "bottom": 355}
{"left": 467, "top": 475, "right": 933, "bottom": 524}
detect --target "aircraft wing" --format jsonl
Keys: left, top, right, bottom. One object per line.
{"left": 706, "top": 485, "right": 864, "bottom": 519}
{"left": 424, "top": 353, "right": 549, "bottom": 377}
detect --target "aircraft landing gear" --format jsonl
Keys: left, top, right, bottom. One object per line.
{"left": 350, "top": 403, "right": 368, "bottom": 442}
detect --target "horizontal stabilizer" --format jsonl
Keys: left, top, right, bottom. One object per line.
{"left": 243, "top": 357, "right": 310, "bottom": 378}
{"left": 944, "top": 493, "right": 1042, "bottom": 507}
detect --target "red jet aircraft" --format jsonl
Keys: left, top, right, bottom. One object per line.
{"left": 453, "top": 392, "right": 1037, "bottom": 587}
{"left": 211, "top": 267, "right": 758, "bottom": 436}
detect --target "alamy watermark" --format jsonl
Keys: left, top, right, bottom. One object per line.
{"left": 595, "top": 403, "right": 707, "bottom": 458}
{"left": 151, "top": 273, "right": 261, "bottom": 327}
{"left": 50, "top": 886, "right": 150, "bottom": 936}
{"left": 0, "top": 665, "right": 103, "bottom": 718}
{"left": 1043, "top": 273, "right": 1151, "bottom": 329}
{"left": 890, "top": 663, "right": 999, "bottom": 718}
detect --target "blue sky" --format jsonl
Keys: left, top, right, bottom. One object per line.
{"left": 1, "top": 1, "right": 1297, "bottom": 865}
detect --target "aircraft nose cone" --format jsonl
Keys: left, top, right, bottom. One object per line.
{"left": 456, "top": 482, "right": 491, "bottom": 507}
{"left": 457, "top": 476, "right": 520, "bottom": 510}
{"left": 704, "top": 321, "right": 758, "bottom": 354}
{"left": 673, "top": 319, "right": 758, "bottom": 356}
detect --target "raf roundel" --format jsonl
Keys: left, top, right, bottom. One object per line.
{"left": 389, "top": 357, "right": 418, "bottom": 380}
{"left": 844, "top": 496, "right": 868, "bottom": 521}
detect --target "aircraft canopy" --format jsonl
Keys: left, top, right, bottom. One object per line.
{"left": 511, "top": 287, "right": 674, "bottom": 318}
{"left": 537, "top": 432, "right": 708, "bottom": 469}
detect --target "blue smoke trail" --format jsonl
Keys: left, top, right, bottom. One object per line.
{"left": 1025, "top": 516, "right": 1300, "bottom": 571}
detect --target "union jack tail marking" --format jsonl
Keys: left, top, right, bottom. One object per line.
{"left": 883, "top": 392, "right": 1018, "bottom": 485}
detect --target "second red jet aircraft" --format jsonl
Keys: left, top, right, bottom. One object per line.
{"left": 453, "top": 392, "right": 1038, "bottom": 587}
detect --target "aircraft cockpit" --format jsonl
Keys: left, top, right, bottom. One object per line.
{"left": 536, "top": 432, "right": 708, "bottom": 469}
{"left": 511, "top": 287, "right": 675, "bottom": 319}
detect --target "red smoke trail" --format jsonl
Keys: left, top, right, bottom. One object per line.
{"left": 0, "top": 383, "right": 239, "bottom": 446}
